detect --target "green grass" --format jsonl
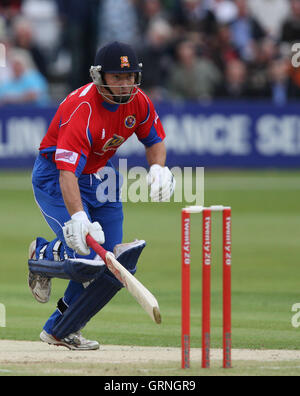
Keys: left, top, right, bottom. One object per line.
{"left": 0, "top": 169, "right": 300, "bottom": 375}
{"left": 2, "top": 360, "right": 300, "bottom": 376}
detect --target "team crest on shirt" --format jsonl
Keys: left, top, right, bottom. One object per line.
{"left": 120, "top": 56, "right": 130, "bottom": 68}
{"left": 103, "top": 134, "right": 125, "bottom": 151}
{"left": 124, "top": 115, "right": 136, "bottom": 129}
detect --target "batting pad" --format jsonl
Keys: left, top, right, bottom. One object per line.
{"left": 51, "top": 239, "right": 146, "bottom": 339}
{"left": 28, "top": 257, "right": 106, "bottom": 283}
{"left": 28, "top": 239, "right": 146, "bottom": 284}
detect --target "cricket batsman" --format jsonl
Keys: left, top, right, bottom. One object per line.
{"left": 28, "top": 41, "right": 175, "bottom": 350}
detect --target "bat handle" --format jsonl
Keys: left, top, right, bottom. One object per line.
{"left": 86, "top": 234, "right": 107, "bottom": 262}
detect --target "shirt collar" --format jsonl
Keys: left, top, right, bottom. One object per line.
{"left": 101, "top": 100, "right": 120, "bottom": 112}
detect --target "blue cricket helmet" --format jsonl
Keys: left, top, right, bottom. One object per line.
{"left": 90, "top": 41, "right": 142, "bottom": 104}
{"left": 94, "top": 41, "right": 142, "bottom": 74}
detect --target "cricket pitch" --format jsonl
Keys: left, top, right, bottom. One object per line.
{"left": 1, "top": 340, "right": 300, "bottom": 376}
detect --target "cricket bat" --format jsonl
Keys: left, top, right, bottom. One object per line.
{"left": 86, "top": 234, "right": 162, "bottom": 324}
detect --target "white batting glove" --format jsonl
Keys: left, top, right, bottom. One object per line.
{"left": 147, "top": 164, "right": 176, "bottom": 202}
{"left": 63, "top": 211, "right": 105, "bottom": 256}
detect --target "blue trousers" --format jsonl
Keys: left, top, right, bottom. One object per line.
{"left": 32, "top": 154, "right": 123, "bottom": 333}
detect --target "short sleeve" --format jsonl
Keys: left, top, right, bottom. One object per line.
{"left": 55, "top": 102, "right": 92, "bottom": 177}
{"left": 135, "top": 94, "right": 166, "bottom": 148}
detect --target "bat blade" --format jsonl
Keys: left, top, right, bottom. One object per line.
{"left": 105, "top": 252, "right": 162, "bottom": 324}
{"left": 86, "top": 235, "right": 161, "bottom": 324}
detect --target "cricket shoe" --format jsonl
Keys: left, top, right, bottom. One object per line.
{"left": 40, "top": 330, "right": 100, "bottom": 350}
{"left": 28, "top": 240, "right": 51, "bottom": 303}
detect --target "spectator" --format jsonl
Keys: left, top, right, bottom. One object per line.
{"left": 210, "top": 23, "right": 240, "bottom": 71}
{"left": 207, "top": 0, "right": 238, "bottom": 25}
{"left": 160, "top": 0, "right": 178, "bottom": 12}
{"left": 280, "top": 0, "right": 300, "bottom": 93}
{"left": 0, "top": 39, "right": 13, "bottom": 85}
{"left": 267, "top": 56, "right": 300, "bottom": 105}
{"left": 0, "top": 0, "right": 22, "bottom": 25}
{"left": 230, "top": 0, "right": 266, "bottom": 62}
{"left": 289, "top": 55, "right": 300, "bottom": 94}
{"left": 248, "top": 0, "right": 290, "bottom": 39}
{"left": 216, "top": 58, "right": 251, "bottom": 99}
{"left": 98, "top": 0, "right": 140, "bottom": 47}
{"left": 138, "top": 19, "right": 174, "bottom": 101}
{"left": 0, "top": 49, "right": 50, "bottom": 106}
{"left": 281, "top": 0, "right": 300, "bottom": 44}
{"left": 167, "top": 39, "right": 222, "bottom": 100}
{"left": 57, "top": 0, "right": 99, "bottom": 90}
{"left": 21, "top": 0, "right": 61, "bottom": 58}
{"left": 137, "top": 0, "right": 170, "bottom": 35}
{"left": 248, "top": 38, "right": 279, "bottom": 98}
{"left": 173, "top": 0, "right": 218, "bottom": 35}
{"left": 0, "top": 17, "right": 12, "bottom": 83}
{"left": 0, "top": 0, "right": 298, "bottom": 102}
{"left": 12, "top": 16, "right": 48, "bottom": 77}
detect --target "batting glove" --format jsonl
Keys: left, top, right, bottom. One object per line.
{"left": 147, "top": 164, "right": 176, "bottom": 202}
{"left": 63, "top": 211, "right": 105, "bottom": 256}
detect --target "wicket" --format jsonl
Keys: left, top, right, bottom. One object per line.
{"left": 181, "top": 205, "right": 232, "bottom": 369}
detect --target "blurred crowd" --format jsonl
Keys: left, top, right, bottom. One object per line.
{"left": 1, "top": 0, "right": 300, "bottom": 105}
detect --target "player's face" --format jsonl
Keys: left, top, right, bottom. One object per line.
{"left": 105, "top": 73, "right": 135, "bottom": 90}
{"left": 102, "top": 73, "right": 136, "bottom": 104}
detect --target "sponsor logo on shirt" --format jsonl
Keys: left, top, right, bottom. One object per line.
{"left": 103, "top": 134, "right": 125, "bottom": 152}
{"left": 55, "top": 149, "right": 78, "bottom": 164}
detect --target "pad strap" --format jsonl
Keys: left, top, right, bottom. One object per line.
{"left": 53, "top": 240, "right": 62, "bottom": 261}
{"left": 39, "top": 245, "right": 47, "bottom": 260}
{"left": 57, "top": 298, "right": 69, "bottom": 315}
